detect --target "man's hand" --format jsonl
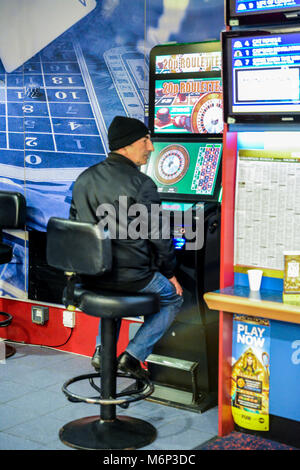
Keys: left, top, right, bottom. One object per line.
{"left": 168, "top": 276, "right": 183, "bottom": 296}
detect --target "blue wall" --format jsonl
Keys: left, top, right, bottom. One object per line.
{"left": 0, "top": 0, "right": 225, "bottom": 297}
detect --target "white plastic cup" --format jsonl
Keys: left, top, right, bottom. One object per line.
{"left": 247, "top": 269, "right": 263, "bottom": 291}
{"left": 249, "top": 291, "right": 261, "bottom": 300}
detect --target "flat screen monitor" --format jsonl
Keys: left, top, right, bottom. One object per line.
{"left": 226, "top": 0, "right": 300, "bottom": 26}
{"left": 223, "top": 29, "right": 300, "bottom": 124}
{"left": 143, "top": 138, "right": 222, "bottom": 202}
{"left": 149, "top": 41, "right": 223, "bottom": 137}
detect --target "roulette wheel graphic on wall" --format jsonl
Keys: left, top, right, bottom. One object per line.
{"left": 154, "top": 145, "right": 190, "bottom": 185}
{"left": 191, "top": 92, "right": 223, "bottom": 134}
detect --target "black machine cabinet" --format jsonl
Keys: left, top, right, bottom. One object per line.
{"left": 28, "top": 230, "right": 66, "bottom": 304}
{"left": 146, "top": 202, "right": 220, "bottom": 412}
{"left": 145, "top": 39, "right": 223, "bottom": 412}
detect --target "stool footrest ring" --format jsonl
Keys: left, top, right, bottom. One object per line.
{"left": 62, "top": 372, "right": 154, "bottom": 406}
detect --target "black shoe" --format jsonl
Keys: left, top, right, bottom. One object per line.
{"left": 118, "top": 351, "right": 149, "bottom": 380}
{"left": 91, "top": 345, "right": 101, "bottom": 372}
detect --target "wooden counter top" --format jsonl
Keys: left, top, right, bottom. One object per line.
{"left": 204, "top": 285, "right": 300, "bottom": 325}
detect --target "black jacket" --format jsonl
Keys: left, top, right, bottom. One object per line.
{"left": 69, "top": 152, "right": 177, "bottom": 291}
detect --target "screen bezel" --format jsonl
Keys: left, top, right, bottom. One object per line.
{"left": 226, "top": 0, "right": 300, "bottom": 27}
{"left": 149, "top": 41, "right": 223, "bottom": 139}
{"left": 143, "top": 136, "right": 223, "bottom": 203}
{"left": 222, "top": 29, "right": 300, "bottom": 125}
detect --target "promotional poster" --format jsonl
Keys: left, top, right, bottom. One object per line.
{"left": 231, "top": 314, "right": 270, "bottom": 431}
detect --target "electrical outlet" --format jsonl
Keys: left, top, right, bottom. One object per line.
{"left": 32, "top": 306, "right": 49, "bottom": 325}
{"left": 63, "top": 310, "right": 76, "bottom": 328}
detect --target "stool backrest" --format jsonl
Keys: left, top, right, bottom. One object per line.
{"left": 0, "top": 191, "right": 26, "bottom": 229}
{"left": 46, "top": 217, "right": 112, "bottom": 276}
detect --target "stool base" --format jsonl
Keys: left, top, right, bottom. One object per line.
{"left": 59, "top": 415, "right": 157, "bottom": 450}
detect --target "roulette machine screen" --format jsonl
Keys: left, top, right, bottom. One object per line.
{"left": 144, "top": 138, "right": 222, "bottom": 202}
{"left": 153, "top": 77, "right": 223, "bottom": 135}
{"left": 149, "top": 40, "right": 223, "bottom": 138}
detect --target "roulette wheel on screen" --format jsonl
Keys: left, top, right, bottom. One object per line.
{"left": 191, "top": 92, "right": 223, "bottom": 134}
{"left": 154, "top": 144, "right": 190, "bottom": 185}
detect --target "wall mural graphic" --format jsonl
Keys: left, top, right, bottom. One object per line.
{"left": 0, "top": 0, "right": 224, "bottom": 298}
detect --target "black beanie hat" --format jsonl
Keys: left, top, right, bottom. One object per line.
{"left": 108, "top": 116, "right": 150, "bottom": 151}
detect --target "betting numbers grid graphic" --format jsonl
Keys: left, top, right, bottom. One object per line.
{"left": 191, "top": 144, "right": 221, "bottom": 195}
{"left": 0, "top": 31, "right": 107, "bottom": 298}
{"left": 0, "top": 31, "right": 106, "bottom": 223}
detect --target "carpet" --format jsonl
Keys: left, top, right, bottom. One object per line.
{"left": 196, "top": 432, "right": 298, "bottom": 450}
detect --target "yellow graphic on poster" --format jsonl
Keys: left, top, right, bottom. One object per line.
{"left": 231, "top": 315, "right": 270, "bottom": 431}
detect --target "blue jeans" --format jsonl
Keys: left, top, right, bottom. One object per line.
{"left": 96, "top": 272, "right": 183, "bottom": 362}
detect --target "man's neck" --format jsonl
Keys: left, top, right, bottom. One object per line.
{"left": 110, "top": 151, "right": 139, "bottom": 168}
{"left": 112, "top": 149, "right": 138, "bottom": 166}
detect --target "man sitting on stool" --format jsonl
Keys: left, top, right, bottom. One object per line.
{"left": 69, "top": 115, "right": 183, "bottom": 380}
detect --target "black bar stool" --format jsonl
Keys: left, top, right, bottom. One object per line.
{"left": 0, "top": 191, "right": 26, "bottom": 358}
{"left": 46, "top": 217, "right": 160, "bottom": 450}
